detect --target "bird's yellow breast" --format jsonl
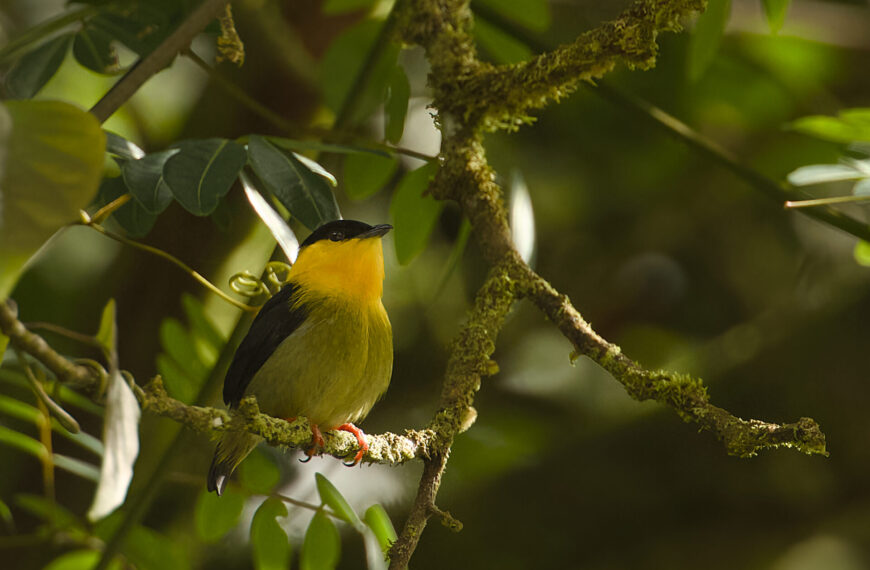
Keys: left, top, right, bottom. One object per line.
{"left": 288, "top": 237, "right": 385, "bottom": 303}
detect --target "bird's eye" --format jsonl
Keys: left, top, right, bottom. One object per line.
{"left": 329, "top": 231, "right": 344, "bottom": 241}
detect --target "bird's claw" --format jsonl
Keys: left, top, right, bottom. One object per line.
{"left": 336, "top": 423, "right": 368, "bottom": 466}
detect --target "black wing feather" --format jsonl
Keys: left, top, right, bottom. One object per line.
{"left": 223, "top": 283, "right": 308, "bottom": 406}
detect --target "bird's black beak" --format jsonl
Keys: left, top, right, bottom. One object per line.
{"left": 359, "top": 224, "right": 393, "bottom": 239}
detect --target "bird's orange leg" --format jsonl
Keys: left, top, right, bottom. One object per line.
{"left": 335, "top": 423, "right": 368, "bottom": 466}
{"left": 284, "top": 418, "right": 326, "bottom": 461}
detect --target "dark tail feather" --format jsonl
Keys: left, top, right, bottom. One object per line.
{"left": 207, "top": 445, "right": 233, "bottom": 496}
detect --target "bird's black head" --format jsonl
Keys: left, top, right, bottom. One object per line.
{"left": 300, "top": 220, "right": 392, "bottom": 248}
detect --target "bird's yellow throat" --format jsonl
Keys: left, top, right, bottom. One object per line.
{"left": 288, "top": 236, "right": 386, "bottom": 302}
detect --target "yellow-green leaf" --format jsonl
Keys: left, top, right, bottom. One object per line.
{"left": 364, "top": 504, "right": 397, "bottom": 553}
{"left": 251, "top": 498, "right": 290, "bottom": 570}
{"left": 95, "top": 298, "right": 117, "bottom": 358}
{"left": 315, "top": 473, "right": 362, "bottom": 528}
{"left": 301, "top": 510, "right": 340, "bottom": 570}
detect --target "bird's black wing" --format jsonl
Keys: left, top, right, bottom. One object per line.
{"left": 223, "top": 283, "right": 309, "bottom": 407}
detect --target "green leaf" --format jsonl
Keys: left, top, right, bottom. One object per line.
{"left": 104, "top": 131, "right": 144, "bottom": 160}
{"left": 854, "top": 241, "right": 870, "bottom": 267}
{"left": 364, "top": 504, "right": 397, "bottom": 553}
{"left": 121, "top": 149, "right": 179, "bottom": 214}
{"left": 344, "top": 153, "right": 398, "bottom": 200}
{"left": 163, "top": 138, "right": 247, "bottom": 216}
{"left": 0, "top": 425, "right": 48, "bottom": 459}
{"left": 315, "top": 473, "right": 362, "bottom": 528}
{"left": 474, "top": 17, "right": 532, "bottom": 65}
{"left": 4, "top": 33, "right": 73, "bottom": 99}
{"left": 687, "top": 0, "right": 731, "bottom": 82}
{"left": 390, "top": 162, "right": 443, "bottom": 264}
{"left": 0, "top": 497, "right": 13, "bottom": 532}
{"left": 44, "top": 550, "right": 123, "bottom": 570}
{"left": 73, "top": 25, "right": 120, "bottom": 74}
{"left": 384, "top": 66, "right": 410, "bottom": 144}
{"left": 267, "top": 137, "right": 390, "bottom": 158}
{"left": 247, "top": 135, "right": 341, "bottom": 230}
{"left": 15, "top": 493, "right": 81, "bottom": 529}
{"left": 156, "top": 353, "right": 197, "bottom": 403}
{"left": 95, "top": 298, "right": 117, "bottom": 358}
{"left": 0, "top": 394, "right": 41, "bottom": 423}
{"left": 181, "top": 293, "right": 226, "bottom": 365}
{"left": 761, "top": 0, "right": 790, "bottom": 34}
{"left": 323, "top": 0, "right": 378, "bottom": 14}
{"left": 474, "top": 0, "right": 551, "bottom": 32}
{"left": 787, "top": 164, "right": 867, "bottom": 186}
{"left": 320, "top": 19, "right": 401, "bottom": 125}
{"left": 790, "top": 109, "right": 870, "bottom": 143}
{"left": 239, "top": 448, "right": 280, "bottom": 494}
{"left": 125, "top": 523, "right": 189, "bottom": 570}
{"left": 97, "top": 176, "right": 158, "bottom": 238}
{"left": 0, "top": 333, "right": 8, "bottom": 357}
{"left": 53, "top": 453, "right": 101, "bottom": 482}
{"left": 194, "top": 487, "right": 245, "bottom": 542}
{"left": 251, "top": 498, "right": 291, "bottom": 570}
{"left": 301, "top": 510, "right": 341, "bottom": 570}
{"left": 0, "top": 100, "right": 106, "bottom": 298}
{"left": 160, "top": 318, "right": 208, "bottom": 382}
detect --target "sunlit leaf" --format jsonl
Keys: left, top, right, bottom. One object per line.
{"left": 364, "top": 504, "right": 397, "bottom": 553}
{"left": 787, "top": 164, "right": 866, "bottom": 186}
{"left": 163, "top": 138, "right": 246, "bottom": 216}
{"left": 239, "top": 448, "right": 280, "bottom": 494}
{"left": 474, "top": 0, "right": 551, "bottom": 32}
{"left": 854, "top": 241, "right": 870, "bottom": 267}
{"left": 88, "top": 368, "right": 141, "bottom": 521}
{"left": 508, "top": 170, "right": 535, "bottom": 264}
{"left": 4, "top": 33, "right": 73, "bottom": 99}
{"left": 474, "top": 17, "right": 533, "bottom": 65}
{"left": 385, "top": 66, "right": 410, "bottom": 144}
{"left": 343, "top": 153, "right": 398, "bottom": 200}
{"left": 0, "top": 100, "right": 106, "bottom": 298}
{"left": 761, "top": 0, "right": 791, "bottom": 34}
{"left": 105, "top": 131, "right": 145, "bottom": 160}
{"left": 251, "top": 497, "right": 291, "bottom": 570}
{"left": 95, "top": 298, "right": 117, "bottom": 359}
{"left": 44, "top": 550, "right": 123, "bottom": 570}
{"left": 687, "top": 0, "right": 731, "bottom": 81}
{"left": 390, "top": 162, "right": 442, "bottom": 264}
{"left": 73, "top": 25, "right": 120, "bottom": 74}
{"left": 121, "top": 149, "right": 179, "bottom": 214}
{"left": 247, "top": 135, "right": 341, "bottom": 230}
{"left": 854, "top": 178, "right": 870, "bottom": 196}
{"left": 790, "top": 109, "right": 870, "bottom": 143}
{"left": 315, "top": 473, "right": 362, "bottom": 528}
{"left": 0, "top": 425, "right": 48, "bottom": 459}
{"left": 300, "top": 510, "right": 341, "bottom": 570}
{"left": 241, "top": 172, "right": 300, "bottom": 264}
{"left": 194, "top": 487, "right": 245, "bottom": 542}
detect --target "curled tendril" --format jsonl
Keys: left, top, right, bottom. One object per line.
{"left": 230, "top": 262, "right": 293, "bottom": 299}
{"left": 74, "top": 358, "right": 109, "bottom": 397}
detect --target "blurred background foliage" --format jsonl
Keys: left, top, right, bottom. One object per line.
{"left": 2, "top": 0, "right": 870, "bottom": 568}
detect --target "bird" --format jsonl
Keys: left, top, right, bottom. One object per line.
{"left": 207, "top": 219, "right": 394, "bottom": 496}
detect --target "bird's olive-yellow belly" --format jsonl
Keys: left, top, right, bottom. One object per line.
{"left": 245, "top": 299, "right": 392, "bottom": 428}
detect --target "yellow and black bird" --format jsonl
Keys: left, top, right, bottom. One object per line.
{"left": 207, "top": 220, "right": 393, "bottom": 496}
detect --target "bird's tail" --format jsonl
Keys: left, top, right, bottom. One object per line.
{"left": 207, "top": 431, "right": 262, "bottom": 496}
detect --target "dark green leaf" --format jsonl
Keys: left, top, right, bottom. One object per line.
{"left": 301, "top": 511, "right": 340, "bottom": 570}
{"left": 474, "top": 0, "right": 551, "bottom": 32}
{"left": 323, "top": 0, "right": 377, "bottom": 14}
{"left": 247, "top": 135, "right": 341, "bottom": 230}
{"left": 73, "top": 25, "right": 120, "bottom": 74}
{"left": 315, "top": 473, "right": 362, "bottom": 527}
{"left": 251, "top": 498, "right": 291, "bottom": 570}
{"left": 239, "top": 448, "right": 280, "bottom": 494}
{"left": 0, "top": 99, "right": 105, "bottom": 297}
{"left": 15, "top": 493, "right": 81, "bottom": 530}
{"left": 5, "top": 33, "right": 73, "bottom": 99}
{"left": 163, "top": 138, "right": 246, "bottom": 216}
{"left": 384, "top": 66, "right": 410, "bottom": 143}
{"left": 97, "top": 176, "right": 158, "bottom": 238}
{"left": 687, "top": 0, "right": 731, "bottom": 81}
{"left": 364, "top": 504, "right": 397, "bottom": 553}
{"left": 44, "top": 550, "right": 123, "bottom": 570}
{"left": 320, "top": 19, "right": 401, "bottom": 125}
{"left": 790, "top": 109, "right": 870, "bottom": 143}
{"left": 125, "top": 523, "right": 189, "bottom": 570}
{"left": 194, "top": 487, "right": 245, "bottom": 542}
{"left": 343, "top": 153, "right": 398, "bottom": 200}
{"left": 104, "top": 131, "right": 144, "bottom": 160}
{"left": 267, "top": 137, "right": 390, "bottom": 158}
{"left": 121, "top": 149, "right": 178, "bottom": 214}
{"left": 474, "top": 17, "right": 532, "bottom": 64}
{"left": 761, "top": 0, "right": 790, "bottom": 34}
{"left": 390, "top": 162, "right": 443, "bottom": 264}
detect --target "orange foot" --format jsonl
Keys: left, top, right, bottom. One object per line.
{"left": 284, "top": 418, "right": 326, "bottom": 462}
{"left": 336, "top": 423, "right": 368, "bottom": 466}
